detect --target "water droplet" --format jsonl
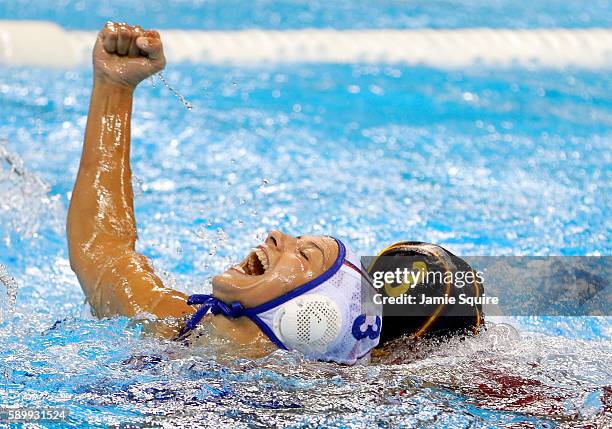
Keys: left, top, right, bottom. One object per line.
{"left": 195, "top": 225, "right": 208, "bottom": 240}
{"left": 217, "top": 228, "right": 229, "bottom": 242}
{"left": 157, "top": 72, "right": 193, "bottom": 110}
{"left": 133, "top": 176, "right": 144, "bottom": 196}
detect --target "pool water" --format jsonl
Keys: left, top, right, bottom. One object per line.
{"left": 2, "top": 0, "right": 612, "bottom": 423}
{"left": 0, "top": 61, "right": 610, "bottom": 427}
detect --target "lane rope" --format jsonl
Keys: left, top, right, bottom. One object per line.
{"left": 1, "top": 21, "right": 611, "bottom": 68}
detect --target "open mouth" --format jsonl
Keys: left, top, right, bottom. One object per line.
{"left": 233, "top": 247, "right": 270, "bottom": 276}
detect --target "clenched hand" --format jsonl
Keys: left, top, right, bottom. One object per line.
{"left": 93, "top": 22, "right": 166, "bottom": 88}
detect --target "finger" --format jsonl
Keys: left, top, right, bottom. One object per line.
{"left": 128, "top": 26, "right": 143, "bottom": 57}
{"left": 103, "top": 22, "right": 117, "bottom": 54}
{"left": 101, "top": 21, "right": 116, "bottom": 36}
{"left": 103, "top": 28, "right": 118, "bottom": 54}
{"left": 143, "top": 29, "right": 161, "bottom": 40}
{"left": 136, "top": 36, "right": 163, "bottom": 60}
{"left": 117, "top": 26, "right": 131, "bottom": 55}
{"left": 98, "top": 26, "right": 108, "bottom": 43}
{"left": 100, "top": 22, "right": 117, "bottom": 52}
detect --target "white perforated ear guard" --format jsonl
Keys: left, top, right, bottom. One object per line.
{"left": 180, "top": 238, "right": 382, "bottom": 365}
{"left": 272, "top": 294, "right": 343, "bottom": 353}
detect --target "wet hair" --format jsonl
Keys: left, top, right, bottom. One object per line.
{"left": 368, "top": 241, "right": 484, "bottom": 348}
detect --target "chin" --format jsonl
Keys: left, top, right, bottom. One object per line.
{"left": 212, "top": 271, "right": 243, "bottom": 293}
{"left": 211, "top": 269, "right": 265, "bottom": 300}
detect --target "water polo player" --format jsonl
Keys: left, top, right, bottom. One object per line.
{"left": 67, "top": 22, "right": 482, "bottom": 365}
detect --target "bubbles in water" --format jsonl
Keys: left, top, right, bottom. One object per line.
{"left": 156, "top": 72, "right": 193, "bottom": 110}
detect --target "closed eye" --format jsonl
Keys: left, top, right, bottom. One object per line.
{"left": 299, "top": 250, "right": 309, "bottom": 261}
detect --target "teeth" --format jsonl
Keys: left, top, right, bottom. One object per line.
{"left": 254, "top": 248, "right": 269, "bottom": 270}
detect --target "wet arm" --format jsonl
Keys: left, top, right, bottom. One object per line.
{"left": 67, "top": 79, "right": 193, "bottom": 335}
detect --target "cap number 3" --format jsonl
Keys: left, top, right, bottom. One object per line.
{"left": 352, "top": 315, "right": 382, "bottom": 341}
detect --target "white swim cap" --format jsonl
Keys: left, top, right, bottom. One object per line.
{"left": 179, "top": 238, "right": 382, "bottom": 365}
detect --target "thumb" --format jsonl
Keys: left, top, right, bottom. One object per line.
{"left": 136, "top": 37, "right": 163, "bottom": 60}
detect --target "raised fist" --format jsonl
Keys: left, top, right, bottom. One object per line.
{"left": 93, "top": 22, "right": 166, "bottom": 88}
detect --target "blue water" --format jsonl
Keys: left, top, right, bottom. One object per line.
{"left": 1, "top": 0, "right": 612, "bottom": 29}
{"left": 1, "top": 62, "right": 610, "bottom": 428}
{"left": 1, "top": 0, "right": 612, "bottom": 425}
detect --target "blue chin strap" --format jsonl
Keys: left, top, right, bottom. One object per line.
{"left": 176, "top": 295, "right": 246, "bottom": 339}
{"left": 175, "top": 294, "right": 287, "bottom": 349}
{"left": 176, "top": 237, "right": 347, "bottom": 350}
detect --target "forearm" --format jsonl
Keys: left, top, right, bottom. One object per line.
{"left": 68, "top": 79, "right": 137, "bottom": 279}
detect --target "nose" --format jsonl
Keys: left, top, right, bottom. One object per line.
{"left": 265, "top": 230, "right": 296, "bottom": 251}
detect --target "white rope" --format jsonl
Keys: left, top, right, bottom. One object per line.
{"left": 1, "top": 20, "right": 611, "bottom": 68}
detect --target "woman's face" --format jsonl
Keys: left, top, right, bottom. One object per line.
{"left": 212, "top": 230, "right": 339, "bottom": 307}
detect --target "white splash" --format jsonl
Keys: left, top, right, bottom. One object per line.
{"left": 0, "top": 264, "right": 17, "bottom": 321}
